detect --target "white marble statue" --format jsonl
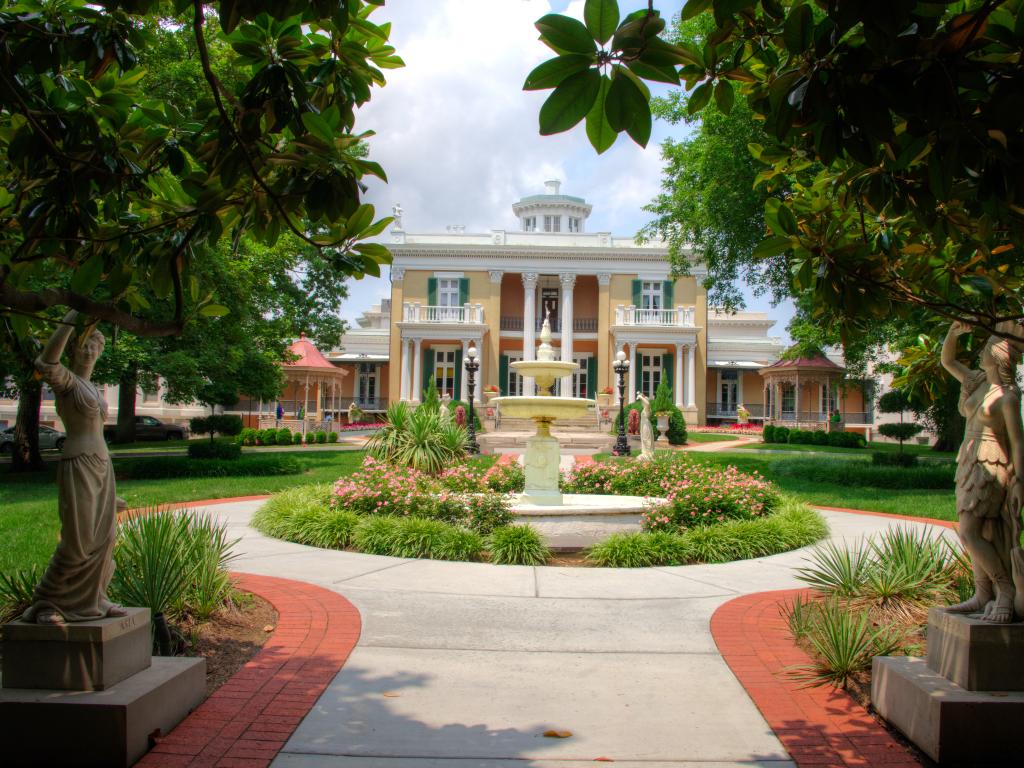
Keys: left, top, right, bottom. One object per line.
{"left": 941, "top": 319, "right": 1024, "bottom": 623}
{"left": 439, "top": 393, "right": 452, "bottom": 422}
{"left": 638, "top": 394, "right": 655, "bottom": 460}
{"left": 23, "top": 311, "right": 126, "bottom": 624}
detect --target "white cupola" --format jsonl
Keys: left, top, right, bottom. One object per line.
{"left": 512, "top": 180, "right": 593, "bottom": 234}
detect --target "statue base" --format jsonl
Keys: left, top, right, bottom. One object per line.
{"left": 522, "top": 433, "right": 562, "bottom": 506}
{"left": 872, "top": 609, "right": 1024, "bottom": 765}
{"left": 0, "top": 607, "right": 205, "bottom": 767}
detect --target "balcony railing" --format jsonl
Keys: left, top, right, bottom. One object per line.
{"left": 499, "top": 316, "right": 598, "bottom": 333}
{"left": 706, "top": 402, "right": 765, "bottom": 419}
{"left": 402, "top": 302, "right": 484, "bottom": 324}
{"left": 615, "top": 305, "right": 696, "bottom": 327}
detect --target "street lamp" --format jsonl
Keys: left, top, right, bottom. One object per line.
{"left": 464, "top": 345, "right": 481, "bottom": 455}
{"left": 612, "top": 350, "right": 631, "bottom": 457}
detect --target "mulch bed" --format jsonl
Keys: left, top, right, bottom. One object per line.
{"left": 178, "top": 592, "right": 278, "bottom": 697}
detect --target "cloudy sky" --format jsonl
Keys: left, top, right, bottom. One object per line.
{"left": 346, "top": 0, "right": 794, "bottom": 340}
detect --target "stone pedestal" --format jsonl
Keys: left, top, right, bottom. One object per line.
{"left": 1, "top": 608, "right": 205, "bottom": 768}
{"left": 521, "top": 433, "right": 562, "bottom": 506}
{"left": 873, "top": 609, "right": 1024, "bottom": 765}
{"left": 2, "top": 607, "right": 152, "bottom": 690}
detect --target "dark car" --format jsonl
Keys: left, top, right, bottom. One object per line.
{"left": 103, "top": 416, "right": 188, "bottom": 442}
{"left": 0, "top": 425, "right": 66, "bottom": 453}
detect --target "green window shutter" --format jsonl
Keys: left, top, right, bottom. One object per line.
{"left": 499, "top": 355, "right": 509, "bottom": 395}
{"left": 459, "top": 278, "right": 469, "bottom": 306}
{"left": 662, "top": 354, "right": 673, "bottom": 393}
{"left": 631, "top": 279, "right": 641, "bottom": 307}
{"left": 453, "top": 348, "right": 463, "bottom": 401}
{"left": 422, "top": 348, "right": 434, "bottom": 397}
{"left": 663, "top": 280, "right": 674, "bottom": 308}
{"left": 587, "top": 357, "right": 596, "bottom": 400}
{"left": 427, "top": 277, "right": 437, "bottom": 306}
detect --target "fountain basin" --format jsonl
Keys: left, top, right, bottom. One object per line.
{"left": 514, "top": 494, "right": 668, "bottom": 550}
{"left": 492, "top": 395, "right": 595, "bottom": 420}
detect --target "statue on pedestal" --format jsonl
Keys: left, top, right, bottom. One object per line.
{"left": 637, "top": 394, "right": 655, "bottom": 460}
{"left": 941, "top": 320, "right": 1024, "bottom": 623}
{"left": 23, "top": 311, "right": 126, "bottom": 624}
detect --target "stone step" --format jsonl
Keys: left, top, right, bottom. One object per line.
{"left": 494, "top": 417, "right": 605, "bottom": 432}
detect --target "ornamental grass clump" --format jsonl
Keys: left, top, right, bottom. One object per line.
{"left": 487, "top": 525, "right": 550, "bottom": 565}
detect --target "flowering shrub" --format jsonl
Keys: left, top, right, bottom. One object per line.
{"left": 331, "top": 456, "right": 514, "bottom": 533}
{"left": 690, "top": 425, "right": 763, "bottom": 435}
{"left": 561, "top": 456, "right": 779, "bottom": 532}
{"left": 483, "top": 461, "right": 525, "bottom": 493}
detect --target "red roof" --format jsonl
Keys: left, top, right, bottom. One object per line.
{"left": 286, "top": 334, "right": 337, "bottom": 370}
{"left": 761, "top": 355, "right": 843, "bottom": 371}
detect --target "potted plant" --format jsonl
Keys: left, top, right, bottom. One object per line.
{"left": 483, "top": 384, "right": 500, "bottom": 401}
{"left": 597, "top": 385, "right": 613, "bottom": 406}
{"left": 652, "top": 381, "right": 674, "bottom": 442}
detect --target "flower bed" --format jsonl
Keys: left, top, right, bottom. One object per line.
{"left": 689, "top": 425, "right": 763, "bottom": 435}
{"left": 562, "top": 455, "right": 779, "bottom": 531}
{"left": 340, "top": 421, "right": 382, "bottom": 431}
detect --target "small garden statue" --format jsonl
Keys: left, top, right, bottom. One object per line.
{"left": 736, "top": 403, "right": 750, "bottom": 425}
{"left": 23, "top": 311, "right": 127, "bottom": 624}
{"left": 941, "top": 319, "right": 1024, "bottom": 623}
{"left": 347, "top": 401, "right": 357, "bottom": 424}
{"left": 637, "top": 394, "right": 655, "bottom": 460}
{"left": 439, "top": 392, "right": 452, "bottom": 422}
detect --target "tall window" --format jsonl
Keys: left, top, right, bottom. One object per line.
{"left": 434, "top": 350, "right": 456, "bottom": 399}
{"left": 506, "top": 353, "right": 524, "bottom": 397}
{"left": 522, "top": 216, "right": 536, "bottom": 232}
{"left": 437, "top": 277, "right": 460, "bottom": 320}
{"left": 720, "top": 369, "right": 738, "bottom": 412}
{"left": 781, "top": 385, "right": 796, "bottom": 417}
{"left": 358, "top": 363, "right": 377, "bottom": 406}
{"left": 543, "top": 215, "right": 560, "bottom": 232}
{"left": 639, "top": 354, "right": 662, "bottom": 399}
{"left": 820, "top": 384, "right": 838, "bottom": 416}
{"left": 572, "top": 355, "right": 589, "bottom": 398}
{"left": 640, "top": 281, "right": 663, "bottom": 323}
{"left": 568, "top": 217, "right": 581, "bottom": 233}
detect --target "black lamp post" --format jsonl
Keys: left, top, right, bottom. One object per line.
{"left": 464, "top": 345, "right": 480, "bottom": 455}
{"left": 612, "top": 350, "right": 631, "bottom": 457}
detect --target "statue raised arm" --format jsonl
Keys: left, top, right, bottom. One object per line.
{"left": 942, "top": 320, "right": 1024, "bottom": 623}
{"left": 23, "top": 311, "right": 126, "bottom": 624}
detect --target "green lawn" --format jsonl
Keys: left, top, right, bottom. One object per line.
{"left": 684, "top": 432, "right": 751, "bottom": 443}
{"left": 735, "top": 440, "right": 955, "bottom": 459}
{"left": 592, "top": 449, "right": 956, "bottom": 523}
{"left": 1, "top": 450, "right": 367, "bottom": 575}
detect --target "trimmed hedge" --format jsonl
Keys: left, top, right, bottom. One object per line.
{"left": 872, "top": 451, "right": 919, "bottom": 468}
{"left": 187, "top": 441, "right": 242, "bottom": 460}
{"left": 771, "top": 457, "right": 953, "bottom": 489}
{"left": 586, "top": 499, "right": 828, "bottom": 567}
{"left": 117, "top": 455, "right": 301, "bottom": 480}
{"left": 762, "top": 424, "right": 865, "bottom": 449}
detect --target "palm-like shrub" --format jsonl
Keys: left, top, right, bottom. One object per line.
{"left": 367, "top": 401, "right": 467, "bottom": 473}
{"left": 0, "top": 566, "right": 41, "bottom": 623}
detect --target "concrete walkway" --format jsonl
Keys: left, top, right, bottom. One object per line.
{"left": 198, "top": 497, "right": 952, "bottom": 768}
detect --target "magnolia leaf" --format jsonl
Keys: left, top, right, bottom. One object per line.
{"left": 586, "top": 76, "right": 616, "bottom": 154}
{"left": 198, "top": 304, "right": 230, "bottom": 317}
{"left": 535, "top": 14, "right": 597, "bottom": 55}
{"left": 539, "top": 69, "right": 601, "bottom": 135}
{"left": 584, "top": 0, "right": 619, "bottom": 45}
{"left": 523, "top": 54, "right": 594, "bottom": 91}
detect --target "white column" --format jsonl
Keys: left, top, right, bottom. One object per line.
{"left": 412, "top": 338, "right": 422, "bottom": 403}
{"left": 559, "top": 272, "right": 576, "bottom": 394}
{"left": 686, "top": 344, "right": 696, "bottom": 409}
{"left": 522, "top": 272, "right": 538, "bottom": 395}
{"left": 674, "top": 343, "right": 684, "bottom": 407}
{"left": 628, "top": 343, "right": 637, "bottom": 403}
{"left": 473, "top": 338, "right": 482, "bottom": 403}
{"left": 461, "top": 339, "right": 470, "bottom": 402}
{"left": 400, "top": 337, "right": 411, "bottom": 401}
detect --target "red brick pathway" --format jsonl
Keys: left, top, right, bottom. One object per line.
{"left": 137, "top": 573, "right": 361, "bottom": 768}
{"left": 711, "top": 589, "right": 923, "bottom": 768}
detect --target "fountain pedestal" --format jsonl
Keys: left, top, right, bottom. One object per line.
{"left": 522, "top": 420, "right": 562, "bottom": 505}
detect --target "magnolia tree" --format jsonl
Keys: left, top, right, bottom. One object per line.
{"left": 527, "top": 0, "right": 1024, "bottom": 341}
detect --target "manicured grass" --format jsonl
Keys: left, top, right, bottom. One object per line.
{"left": 591, "top": 449, "right": 956, "bottom": 523}
{"left": 685, "top": 432, "right": 751, "bottom": 443}
{"left": 736, "top": 440, "right": 955, "bottom": 458}
{"left": 0, "top": 450, "right": 367, "bottom": 575}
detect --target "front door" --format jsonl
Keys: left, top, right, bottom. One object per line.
{"left": 720, "top": 370, "right": 738, "bottom": 414}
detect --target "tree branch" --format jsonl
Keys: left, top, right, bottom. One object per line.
{"left": 0, "top": 283, "right": 183, "bottom": 337}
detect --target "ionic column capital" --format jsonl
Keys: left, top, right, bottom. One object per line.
{"left": 521, "top": 272, "right": 539, "bottom": 288}
{"left": 559, "top": 272, "right": 577, "bottom": 288}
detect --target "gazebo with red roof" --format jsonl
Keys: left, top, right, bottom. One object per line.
{"left": 274, "top": 333, "right": 348, "bottom": 428}
{"left": 758, "top": 354, "right": 848, "bottom": 427}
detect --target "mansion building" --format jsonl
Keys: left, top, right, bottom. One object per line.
{"left": 1, "top": 183, "right": 873, "bottom": 434}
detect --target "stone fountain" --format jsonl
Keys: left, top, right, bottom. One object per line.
{"left": 493, "top": 317, "right": 664, "bottom": 547}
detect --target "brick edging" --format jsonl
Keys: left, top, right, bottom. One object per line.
{"left": 711, "top": 589, "right": 922, "bottom": 768}
{"left": 812, "top": 505, "right": 957, "bottom": 530}
{"left": 137, "top": 573, "right": 361, "bottom": 768}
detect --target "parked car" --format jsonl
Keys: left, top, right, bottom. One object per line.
{"left": 103, "top": 416, "right": 188, "bottom": 442}
{"left": 0, "top": 425, "right": 66, "bottom": 453}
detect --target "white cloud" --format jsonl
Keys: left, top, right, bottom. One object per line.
{"left": 341, "top": 1, "right": 686, "bottom": 324}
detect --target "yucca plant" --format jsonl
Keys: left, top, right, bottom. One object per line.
{"left": 487, "top": 525, "right": 551, "bottom": 565}
{"left": 789, "top": 599, "right": 906, "bottom": 689}
{"left": 367, "top": 402, "right": 466, "bottom": 473}
{"left": 0, "top": 566, "right": 41, "bottom": 624}
{"left": 795, "top": 539, "right": 873, "bottom": 597}
{"left": 783, "top": 593, "right": 818, "bottom": 643}
{"left": 176, "top": 511, "right": 239, "bottom": 621}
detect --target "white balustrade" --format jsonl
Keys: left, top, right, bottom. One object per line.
{"left": 615, "top": 305, "right": 696, "bottom": 327}
{"left": 401, "top": 302, "right": 485, "bottom": 324}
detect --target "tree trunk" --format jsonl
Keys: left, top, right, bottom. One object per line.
{"left": 115, "top": 367, "right": 138, "bottom": 444}
{"left": 11, "top": 378, "right": 45, "bottom": 472}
